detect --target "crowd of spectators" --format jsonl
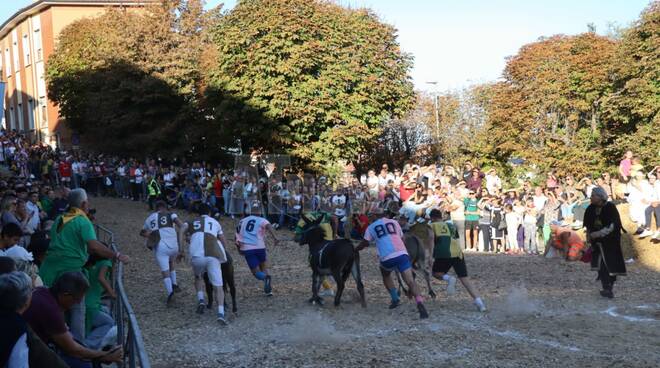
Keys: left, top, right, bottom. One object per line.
{"left": 1, "top": 131, "right": 124, "bottom": 368}
{"left": 4, "top": 130, "right": 660, "bottom": 254}
{"left": 0, "top": 127, "right": 658, "bottom": 367}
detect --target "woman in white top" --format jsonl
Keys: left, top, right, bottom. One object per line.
{"left": 485, "top": 169, "right": 502, "bottom": 196}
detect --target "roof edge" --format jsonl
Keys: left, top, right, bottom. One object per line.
{"left": 0, "top": 1, "right": 150, "bottom": 40}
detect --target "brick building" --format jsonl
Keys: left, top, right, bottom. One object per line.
{"left": 0, "top": 0, "right": 145, "bottom": 148}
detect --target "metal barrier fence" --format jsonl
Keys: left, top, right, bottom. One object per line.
{"left": 96, "top": 224, "right": 151, "bottom": 368}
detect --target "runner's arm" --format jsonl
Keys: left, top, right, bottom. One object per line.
{"left": 355, "top": 239, "right": 369, "bottom": 251}
{"left": 218, "top": 233, "right": 229, "bottom": 249}
{"left": 265, "top": 224, "right": 279, "bottom": 246}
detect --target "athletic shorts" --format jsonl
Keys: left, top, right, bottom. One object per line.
{"left": 154, "top": 244, "right": 178, "bottom": 272}
{"left": 191, "top": 256, "right": 223, "bottom": 287}
{"left": 380, "top": 254, "right": 412, "bottom": 273}
{"left": 465, "top": 220, "right": 479, "bottom": 231}
{"left": 243, "top": 248, "right": 267, "bottom": 269}
{"left": 432, "top": 257, "right": 468, "bottom": 278}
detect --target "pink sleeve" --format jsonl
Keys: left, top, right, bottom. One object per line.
{"left": 364, "top": 227, "right": 373, "bottom": 241}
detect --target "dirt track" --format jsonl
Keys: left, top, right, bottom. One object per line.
{"left": 94, "top": 197, "right": 660, "bottom": 368}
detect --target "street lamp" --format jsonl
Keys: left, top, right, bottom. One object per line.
{"left": 425, "top": 81, "right": 440, "bottom": 142}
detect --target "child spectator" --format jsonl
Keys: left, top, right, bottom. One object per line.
{"left": 504, "top": 204, "right": 521, "bottom": 254}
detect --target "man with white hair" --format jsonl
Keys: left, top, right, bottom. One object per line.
{"left": 39, "top": 188, "right": 129, "bottom": 341}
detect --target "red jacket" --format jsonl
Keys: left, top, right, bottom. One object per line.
{"left": 213, "top": 177, "right": 222, "bottom": 197}
{"left": 59, "top": 161, "right": 72, "bottom": 178}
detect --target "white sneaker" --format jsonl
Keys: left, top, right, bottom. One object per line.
{"left": 653, "top": 231, "right": 660, "bottom": 240}
{"left": 446, "top": 276, "right": 457, "bottom": 295}
{"left": 318, "top": 288, "right": 335, "bottom": 297}
{"left": 638, "top": 229, "right": 653, "bottom": 238}
{"left": 474, "top": 298, "right": 487, "bottom": 312}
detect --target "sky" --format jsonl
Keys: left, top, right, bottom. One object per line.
{"left": 1, "top": 0, "right": 651, "bottom": 92}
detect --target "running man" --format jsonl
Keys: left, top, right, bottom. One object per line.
{"left": 186, "top": 204, "right": 230, "bottom": 324}
{"left": 236, "top": 214, "right": 279, "bottom": 296}
{"left": 427, "top": 209, "right": 486, "bottom": 312}
{"left": 356, "top": 210, "right": 429, "bottom": 319}
{"left": 140, "top": 200, "right": 185, "bottom": 305}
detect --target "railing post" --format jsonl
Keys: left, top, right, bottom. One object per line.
{"left": 95, "top": 224, "right": 150, "bottom": 368}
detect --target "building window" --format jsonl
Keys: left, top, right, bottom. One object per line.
{"left": 22, "top": 35, "right": 30, "bottom": 66}
{"left": 17, "top": 103, "right": 23, "bottom": 131}
{"left": 33, "top": 29, "right": 42, "bottom": 62}
{"left": 12, "top": 35, "right": 19, "bottom": 71}
{"left": 9, "top": 106, "right": 14, "bottom": 131}
{"left": 27, "top": 99, "right": 34, "bottom": 130}
{"left": 4, "top": 48, "right": 10, "bottom": 75}
{"left": 39, "top": 97, "right": 47, "bottom": 123}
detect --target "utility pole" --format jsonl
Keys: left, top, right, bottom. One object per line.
{"left": 426, "top": 81, "right": 440, "bottom": 142}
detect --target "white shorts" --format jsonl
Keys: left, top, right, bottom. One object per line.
{"left": 191, "top": 256, "right": 223, "bottom": 287}
{"left": 155, "top": 244, "right": 178, "bottom": 272}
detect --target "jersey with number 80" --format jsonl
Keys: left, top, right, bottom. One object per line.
{"left": 188, "top": 215, "right": 224, "bottom": 258}
{"left": 236, "top": 215, "right": 269, "bottom": 251}
{"left": 364, "top": 218, "right": 408, "bottom": 262}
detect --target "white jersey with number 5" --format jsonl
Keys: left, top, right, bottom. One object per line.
{"left": 236, "top": 215, "right": 270, "bottom": 251}
{"left": 143, "top": 211, "right": 179, "bottom": 250}
{"left": 188, "top": 215, "right": 224, "bottom": 258}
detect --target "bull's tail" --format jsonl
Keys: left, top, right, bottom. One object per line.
{"left": 352, "top": 249, "right": 367, "bottom": 308}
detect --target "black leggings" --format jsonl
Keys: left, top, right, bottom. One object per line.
{"left": 598, "top": 266, "right": 617, "bottom": 291}
{"left": 479, "top": 224, "right": 492, "bottom": 252}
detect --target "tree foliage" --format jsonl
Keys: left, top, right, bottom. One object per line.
{"left": 46, "top": 1, "right": 215, "bottom": 157}
{"left": 602, "top": 2, "right": 660, "bottom": 165}
{"left": 205, "top": 0, "right": 415, "bottom": 171}
{"left": 477, "top": 33, "right": 618, "bottom": 176}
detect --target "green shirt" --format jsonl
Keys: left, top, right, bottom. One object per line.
{"left": 295, "top": 211, "right": 333, "bottom": 240}
{"left": 430, "top": 221, "right": 463, "bottom": 259}
{"left": 39, "top": 215, "right": 97, "bottom": 286}
{"left": 40, "top": 197, "right": 53, "bottom": 215}
{"left": 464, "top": 198, "right": 479, "bottom": 221}
{"left": 85, "top": 259, "right": 112, "bottom": 332}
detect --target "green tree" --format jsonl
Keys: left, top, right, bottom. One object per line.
{"left": 46, "top": 1, "right": 215, "bottom": 157}
{"left": 602, "top": 2, "right": 660, "bottom": 166}
{"left": 205, "top": 0, "right": 415, "bottom": 172}
{"left": 479, "top": 33, "right": 617, "bottom": 176}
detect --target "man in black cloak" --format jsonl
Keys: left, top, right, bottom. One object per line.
{"left": 584, "top": 186, "right": 626, "bottom": 298}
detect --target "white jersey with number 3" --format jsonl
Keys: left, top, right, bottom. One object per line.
{"left": 188, "top": 215, "right": 224, "bottom": 258}
{"left": 143, "top": 212, "right": 179, "bottom": 250}
{"left": 236, "top": 215, "right": 269, "bottom": 251}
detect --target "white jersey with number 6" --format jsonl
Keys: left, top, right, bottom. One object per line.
{"left": 188, "top": 215, "right": 225, "bottom": 258}
{"left": 236, "top": 215, "right": 270, "bottom": 251}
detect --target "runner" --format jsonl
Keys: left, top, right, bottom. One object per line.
{"left": 428, "top": 209, "right": 487, "bottom": 312}
{"left": 186, "top": 204, "right": 230, "bottom": 324}
{"left": 235, "top": 214, "right": 279, "bottom": 296}
{"left": 139, "top": 200, "right": 185, "bottom": 305}
{"left": 356, "top": 210, "right": 429, "bottom": 319}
